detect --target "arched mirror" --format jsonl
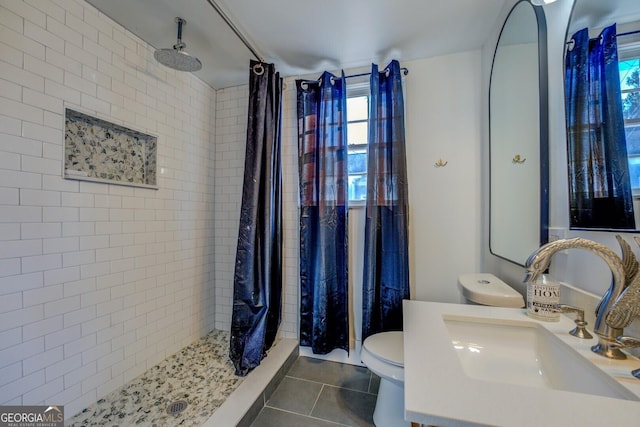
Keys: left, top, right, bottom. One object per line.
{"left": 564, "top": 0, "right": 640, "bottom": 231}
{"left": 490, "top": 1, "right": 549, "bottom": 266}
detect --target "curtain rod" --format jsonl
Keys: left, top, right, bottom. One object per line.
{"left": 299, "top": 67, "right": 409, "bottom": 86}
{"left": 565, "top": 30, "right": 640, "bottom": 46}
{"left": 345, "top": 68, "right": 409, "bottom": 79}
{"left": 618, "top": 29, "right": 640, "bottom": 38}
{"left": 567, "top": 28, "right": 640, "bottom": 45}
{"left": 205, "top": 0, "right": 265, "bottom": 63}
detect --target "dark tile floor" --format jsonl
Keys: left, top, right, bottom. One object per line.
{"left": 250, "top": 356, "right": 379, "bottom": 427}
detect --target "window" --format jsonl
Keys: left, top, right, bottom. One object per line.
{"left": 620, "top": 50, "right": 640, "bottom": 193}
{"left": 346, "top": 88, "right": 369, "bottom": 202}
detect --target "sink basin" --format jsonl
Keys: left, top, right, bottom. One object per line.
{"left": 444, "top": 317, "right": 639, "bottom": 401}
{"left": 403, "top": 301, "right": 640, "bottom": 427}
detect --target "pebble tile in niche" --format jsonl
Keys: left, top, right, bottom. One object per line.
{"left": 64, "top": 109, "right": 157, "bottom": 188}
{"left": 67, "top": 330, "right": 242, "bottom": 426}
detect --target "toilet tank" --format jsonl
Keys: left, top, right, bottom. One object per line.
{"left": 458, "top": 273, "right": 524, "bottom": 308}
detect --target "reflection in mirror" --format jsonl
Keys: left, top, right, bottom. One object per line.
{"left": 490, "top": 1, "right": 548, "bottom": 266}
{"left": 565, "top": 0, "right": 640, "bottom": 230}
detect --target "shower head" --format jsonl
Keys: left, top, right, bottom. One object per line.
{"left": 154, "top": 17, "right": 202, "bottom": 72}
{"left": 154, "top": 48, "right": 202, "bottom": 72}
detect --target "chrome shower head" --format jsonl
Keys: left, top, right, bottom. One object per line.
{"left": 154, "top": 48, "right": 202, "bottom": 72}
{"left": 154, "top": 17, "right": 202, "bottom": 72}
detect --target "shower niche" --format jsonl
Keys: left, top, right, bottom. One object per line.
{"left": 64, "top": 108, "right": 158, "bottom": 189}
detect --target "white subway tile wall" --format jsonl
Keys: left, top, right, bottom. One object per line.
{"left": 213, "top": 85, "right": 246, "bottom": 332}
{"left": 280, "top": 78, "right": 300, "bottom": 339}
{"left": 0, "top": 0, "right": 217, "bottom": 418}
{"left": 213, "top": 79, "right": 299, "bottom": 338}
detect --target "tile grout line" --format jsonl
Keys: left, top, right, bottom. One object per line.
{"left": 321, "top": 382, "right": 380, "bottom": 397}
{"left": 254, "top": 358, "right": 377, "bottom": 426}
{"left": 283, "top": 373, "right": 378, "bottom": 395}
{"left": 308, "top": 383, "right": 325, "bottom": 416}
{"left": 260, "top": 406, "right": 351, "bottom": 426}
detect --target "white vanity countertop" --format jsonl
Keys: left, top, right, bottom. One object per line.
{"left": 403, "top": 300, "right": 640, "bottom": 427}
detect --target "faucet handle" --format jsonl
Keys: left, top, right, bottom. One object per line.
{"left": 555, "top": 304, "right": 593, "bottom": 339}
{"left": 613, "top": 336, "right": 640, "bottom": 380}
{"left": 614, "top": 336, "right": 640, "bottom": 349}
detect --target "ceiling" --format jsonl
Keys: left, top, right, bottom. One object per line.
{"left": 568, "top": 0, "right": 640, "bottom": 33}
{"left": 86, "top": 0, "right": 508, "bottom": 90}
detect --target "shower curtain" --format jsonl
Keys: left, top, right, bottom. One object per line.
{"left": 362, "top": 60, "right": 410, "bottom": 341}
{"left": 565, "top": 24, "right": 635, "bottom": 229}
{"left": 296, "top": 71, "right": 349, "bottom": 354}
{"left": 230, "top": 60, "right": 283, "bottom": 376}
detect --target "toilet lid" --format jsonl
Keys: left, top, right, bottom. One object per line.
{"left": 458, "top": 273, "right": 524, "bottom": 308}
{"left": 362, "top": 331, "right": 403, "bottom": 367}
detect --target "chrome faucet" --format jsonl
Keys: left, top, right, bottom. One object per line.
{"left": 606, "top": 236, "right": 640, "bottom": 333}
{"left": 524, "top": 237, "right": 627, "bottom": 359}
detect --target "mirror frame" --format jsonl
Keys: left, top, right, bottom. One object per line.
{"left": 489, "top": 0, "right": 549, "bottom": 266}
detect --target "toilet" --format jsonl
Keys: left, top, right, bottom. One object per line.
{"left": 361, "top": 331, "right": 404, "bottom": 427}
{"left": 457, "top": 273, "right": 524, "bottom": 308}
{"left": 360, "top": 273, "right": 524, "bottom": 427}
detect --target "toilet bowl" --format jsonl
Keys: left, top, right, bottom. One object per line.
{"left": 360, "top": 331, "right": 405, "bottom": 427}
{"left": 361, "top": 273, "right": 523, "bottom": 427}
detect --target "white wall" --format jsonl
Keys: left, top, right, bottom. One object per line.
{"left": 0, "top": 0, "right": 216, "bottom": 418}
{"left": 405, "top": 52, "right": 483, "bottom": 303}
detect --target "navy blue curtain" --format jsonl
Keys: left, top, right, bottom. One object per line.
{"left": 230, "top": 61, "right": 283, "bottom": 376}
{"left": 296, "top": 72, "right": 349, "bottom": 354}
{"left": 362, "top": 60, "right": 410, "bottom": 341}
{"left": 565, "top": 25, "right": 635, "bottom": 229}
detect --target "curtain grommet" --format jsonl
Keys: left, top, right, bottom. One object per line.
{"left": 253, "top": 63, "right": 265, "bottom": 76}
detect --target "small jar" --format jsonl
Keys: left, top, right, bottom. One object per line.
{"left": 527, "top": 274, "right": 560, "bottom": 321}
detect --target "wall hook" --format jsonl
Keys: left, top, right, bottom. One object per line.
{"left": 434, "top": 158, "right": 448, "bottom": 167}
{"left": 512, "top": 154, "right": 526, "bottom": 164}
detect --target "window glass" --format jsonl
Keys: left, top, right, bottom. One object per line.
{"left": 348, "top": 122, "right": 368, "bottom": 145}
{"left": 347, "top": 150, "right": 367, "bottom": 174}
{"left": 346, "top": 93, "right": 369, "bottom": 202}
{"left": 347, "top": 96, "right": 368, "bottom": 121}
{"left": 620, "top": 57, "right": 640, "bottom": 192}
{"left": 348, "top": 175, "right": 367, "bottom": 201}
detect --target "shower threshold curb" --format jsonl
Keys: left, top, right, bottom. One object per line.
{"left": 202, "top": 338, "right": 299, "bottom": 427}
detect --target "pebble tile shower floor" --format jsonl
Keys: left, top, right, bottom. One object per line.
{"left": 67, "top": 330, "right": 241, "bottom": 426}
